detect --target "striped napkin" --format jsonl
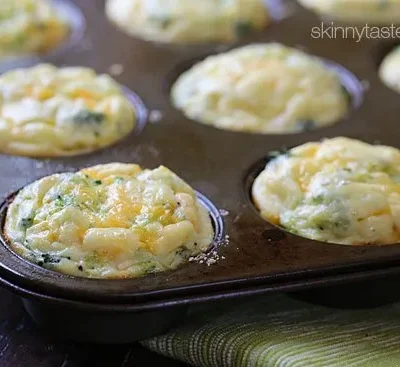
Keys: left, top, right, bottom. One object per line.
{"left": 142, "top": 294, "right": 400, "bottom": 366}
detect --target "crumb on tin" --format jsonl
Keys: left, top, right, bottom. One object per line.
{"left": 109, "top": 64, "right": 124, "bottom": 76}
{"left": 149, "top": 110, "right": 164, "bottom": 124}
{"left": 188, "top": 236, "right": 230, "bottom": 266}
{"left": 218, "top": 209, "right": 229, "bottom": 217}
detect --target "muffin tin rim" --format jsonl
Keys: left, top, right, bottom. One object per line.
{"left": 3, "top": 249, "right": 400, "bottom": 311}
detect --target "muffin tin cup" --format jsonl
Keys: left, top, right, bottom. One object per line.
{"left": 1, "top": 0, "right": 400, "bottom": 342}
{"left": 0, "top": 189, "right": 225, "bottom": 303}
{"left": 0, "top": 188, "right": 222, "bottom": 343}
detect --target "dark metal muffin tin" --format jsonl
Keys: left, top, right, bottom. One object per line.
{"left": 1, "top": 0, "right": 400, "bottom": 343}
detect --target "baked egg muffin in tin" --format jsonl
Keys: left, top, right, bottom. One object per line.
{"left": 0, "top": 64, "right": 137, "bottom": 157}
{"left": 380, "top": 46, "right": 400, "bottom": 94}
{"left": 252, "top": 137, "right": 400, "bottom": 245}
{"left": 0, "top": 0, "right": 70, "bottom": 59}
{"left": 298, "top": 0, "right": 400, "bottom": 24}
{"left": 105, "top": 0, "right": 269, "bottom": 44}
{"left": 4, "top": 163, "right": 214, "bottom": 279}
{"left": 171, "top": 43, "right": 350, "bottom": 134}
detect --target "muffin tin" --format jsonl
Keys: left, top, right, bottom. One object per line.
{"left": 1, "top": 0, "right": 400, "bottom": 342}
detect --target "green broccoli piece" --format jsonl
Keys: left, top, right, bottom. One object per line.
{"left": 234, "top": 21, "right": 255, "bottom": 38}
{"left": 149, "top": 15, "right": 173, "bottom": 29}
{"left": 72, "top": 110, "right": 105, "bottom": 125}
{"left": 295, "top": 120, "right": 316, "bottom": 132}
{"left": 20, "top": 217, "right": 33, "bottom": 229}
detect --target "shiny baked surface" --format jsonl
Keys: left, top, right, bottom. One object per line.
{"left": 171, "top": 44, "right": 349, "bottom": 134}
{"left": 0, "top": 0, "right": 69, "bottom": 58}
{"left": 4, "top": 163, "right": 214, "bottom": 279}
{"left": 105, "top": 0, "right": 269, "bottom": 43}
{"left": 253, "top": 137, "right": 400, "bottom": 245}
{"left": 298, "top": 0, "right": 400, "bottom": 24}
{"left": 0, "top": 64, "right": 136, "bottom": 157}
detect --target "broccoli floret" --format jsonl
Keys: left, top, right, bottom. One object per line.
{"left": 41, "top": 253, "right": 61, "bottom": 264}
{"left": 295, "top": 120, "right": 316, "bottom": 132}
{"left": 234, "top": 21, "right": 255, "bottom": 38}
{"left": 149, "top": 15, "right": 173, "bottom": 29}
{"left": 55, "top": 195, "right": 75, "bottom": 208}
{"left": 72, "top": 110, "right": 105, "bottom": 125}
{"left": 268, "top": 147, "right": 292, "bottom": 159}
{"left": 20, "top": 217, "right": 33, "bottom": 229}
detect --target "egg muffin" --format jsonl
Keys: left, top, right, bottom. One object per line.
{"left": 4, "top": 163, "right": 214, "bottom": 279}
{"left": 171, "top": 44, "right": 349, "bottom": 134}
{"left": 252, "top": 137, "right": 400, "bottom": 245}
{"left": 0, "top": 64, "right": 136, "bottom": 157}
{"left": 0, "top": 0, "right": 69, "bottom": 59}
{"left": 380, "top": 47, "right": 400, "bottom": 93}
{"left": 298, "top": 0, "right": 400, "bottom": 24}
{"left": 105, "top": 0, "right": 269, "bottom": 44}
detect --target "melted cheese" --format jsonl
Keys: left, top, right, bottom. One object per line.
{"left": 380, "top": 47, "right": 400, "bottom": 93}
{"left": 171, "top": 43, "right": 349, "bottom": 134}
{"left": 252, "top": 137, "right": 400, "bottom": 245}
{"left": 299, "top": 0, "right": 400, "bottom": 24}
{"left": 105, "top": 0, "right": 269, "bottom": 43}
{"left": 0, "top": 64, "right": 136, "bottom": 157}
{"left": 4, "top": 163, "right": 214, "bottom": 278}
{"left": 0, "top": 0, "right": 69, "bottom": 58}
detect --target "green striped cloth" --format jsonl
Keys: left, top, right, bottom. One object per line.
{"left": 142, "top": 295, "right": 400, "bottom": 366}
